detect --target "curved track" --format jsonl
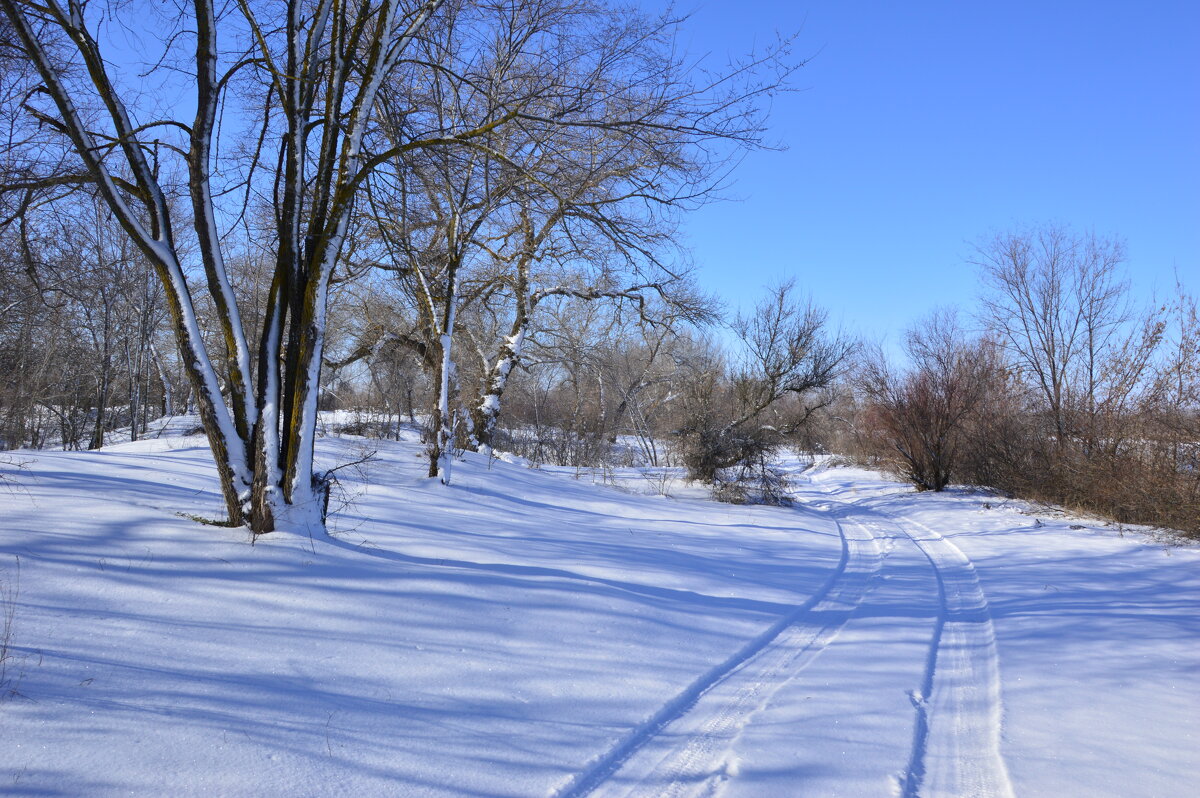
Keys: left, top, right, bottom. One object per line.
{"left": 800, "top": 469, "right": 1013, "bottom": 797}
{"left": 564, "top": 469, "right": 1014, "bottom": 798}
{"left": 561, "top": 511, "right": 882, "bottom": 798}
{"left": 897, "top": 513, "right": 1014, "bottom": 798}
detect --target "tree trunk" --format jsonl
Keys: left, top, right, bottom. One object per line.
{"left": 472, "top": 325, "right": 526, "bottom": 456}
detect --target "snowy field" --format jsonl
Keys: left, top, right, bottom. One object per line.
{"left": 0, "top": 432, "right": 1196, "bottom": 797}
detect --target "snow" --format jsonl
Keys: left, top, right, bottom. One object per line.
{"left": 0, "top": 438, "right": 1196, "bottom": 797}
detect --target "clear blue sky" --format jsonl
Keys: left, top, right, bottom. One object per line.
{"left": 656, "top": 1, "right": 1199, "bottom": 342}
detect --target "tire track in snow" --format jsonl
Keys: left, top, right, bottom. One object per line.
{"left": 560, "top": 512, "right": 881, "bottom": 798}
{"left": 804, "top": 469, "right": 1013, "bottom": 797}
{"left": 891, "top": 512, "right": 1015, "bottom": 798}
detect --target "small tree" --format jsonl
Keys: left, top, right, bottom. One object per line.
{"left": 682, "top": 281, "right": 853, "bottom": 493}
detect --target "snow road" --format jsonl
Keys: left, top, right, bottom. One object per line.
{"left": 0, "top": 435, "right": 1197, "bottom": 797}
{"left": 571, "top": 468, "right": 1015, "bottom": 798}
{"left": 569, "top": 500, "right": 881, "bottom": 798}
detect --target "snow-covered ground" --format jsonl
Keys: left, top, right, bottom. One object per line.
{"left": 0, "top": 433, "right": 1196, "bottom": 797}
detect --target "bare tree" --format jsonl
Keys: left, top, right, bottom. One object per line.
{"left": 496, "top": 299, "right": 705, "bottom": 467}
{"left": 975, "top": 225, "right": 1161, "bottom": 453}
{"left": 682, "top": 281, "right": 853, "bottom": 484}
{"left": 0, "top": 191, "right": 175, "bottom": 450}
{"left": 0, "top": 0, "right": 531, "bottom": 531}
{"left": 356, "top": 0, "right": 781, "bottom": 476}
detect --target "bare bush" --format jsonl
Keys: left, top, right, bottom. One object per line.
{"left": 710, "top": 455, "right": 792, "bottom": 506}
{"left": 837, "top": 226, "right": 1197, "bottom": 537}
{"left": 681, "top": 282, "right": 853, "bottom": 486}
{"left": 968, "top": 226, "right": 1197, "bottom": 535}
{"left": 857, "top": 311, "right": 1000, "bottom": 491}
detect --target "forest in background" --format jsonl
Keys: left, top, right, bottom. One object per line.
{"left": 0, "top": 1, "right": 1195, "bottom": 536}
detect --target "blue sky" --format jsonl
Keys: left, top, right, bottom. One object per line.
{"left": 657, "top": 1, "right": 1199, "bottom": 342}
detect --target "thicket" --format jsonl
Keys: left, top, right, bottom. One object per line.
{"left": 846, "top": 226, "right": 1198, "bottom": 538}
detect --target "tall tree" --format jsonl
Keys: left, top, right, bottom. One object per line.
{"left": 975, "top": 224, "right": 1163, "bottom": 455}
{"left": 0, "top": 0, "right": 523, "bottom": 531}
{"left": 361, "top": 0, "right": 777, "bottom": 469}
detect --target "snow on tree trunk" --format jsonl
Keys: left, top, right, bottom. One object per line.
{"left": 2, "top": 0, "right": 452, "bottom": 533}
{"left": 283, "top": 265, "right": 335, "bottom": 530}
{"left": 434, "top": 310, "right": 457, "bottom": 485}
{"left": 250, "top": 278, "right": 287, "bottom": 533}
{"left": 474, "top": 325, "right": 526, "bottom": 458}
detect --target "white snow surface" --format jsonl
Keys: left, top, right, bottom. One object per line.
{"left": 0, "top": 436, "right": 1196, "bottom": 797}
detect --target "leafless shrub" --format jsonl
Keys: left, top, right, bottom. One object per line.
{"left": 857, "top": 311, "right": 1001, "bottom": 491}
{"left": 681, "top": 282, "right": 853, "bottom": 488}
{"left": 711, "top": 456, "right": 792, "bottom": 506}
{"left": 838, "top": 227, "right": 1197, "bottom": 537}
{"left": 967, "top": 226, "right": 1198, "bottom": 536}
